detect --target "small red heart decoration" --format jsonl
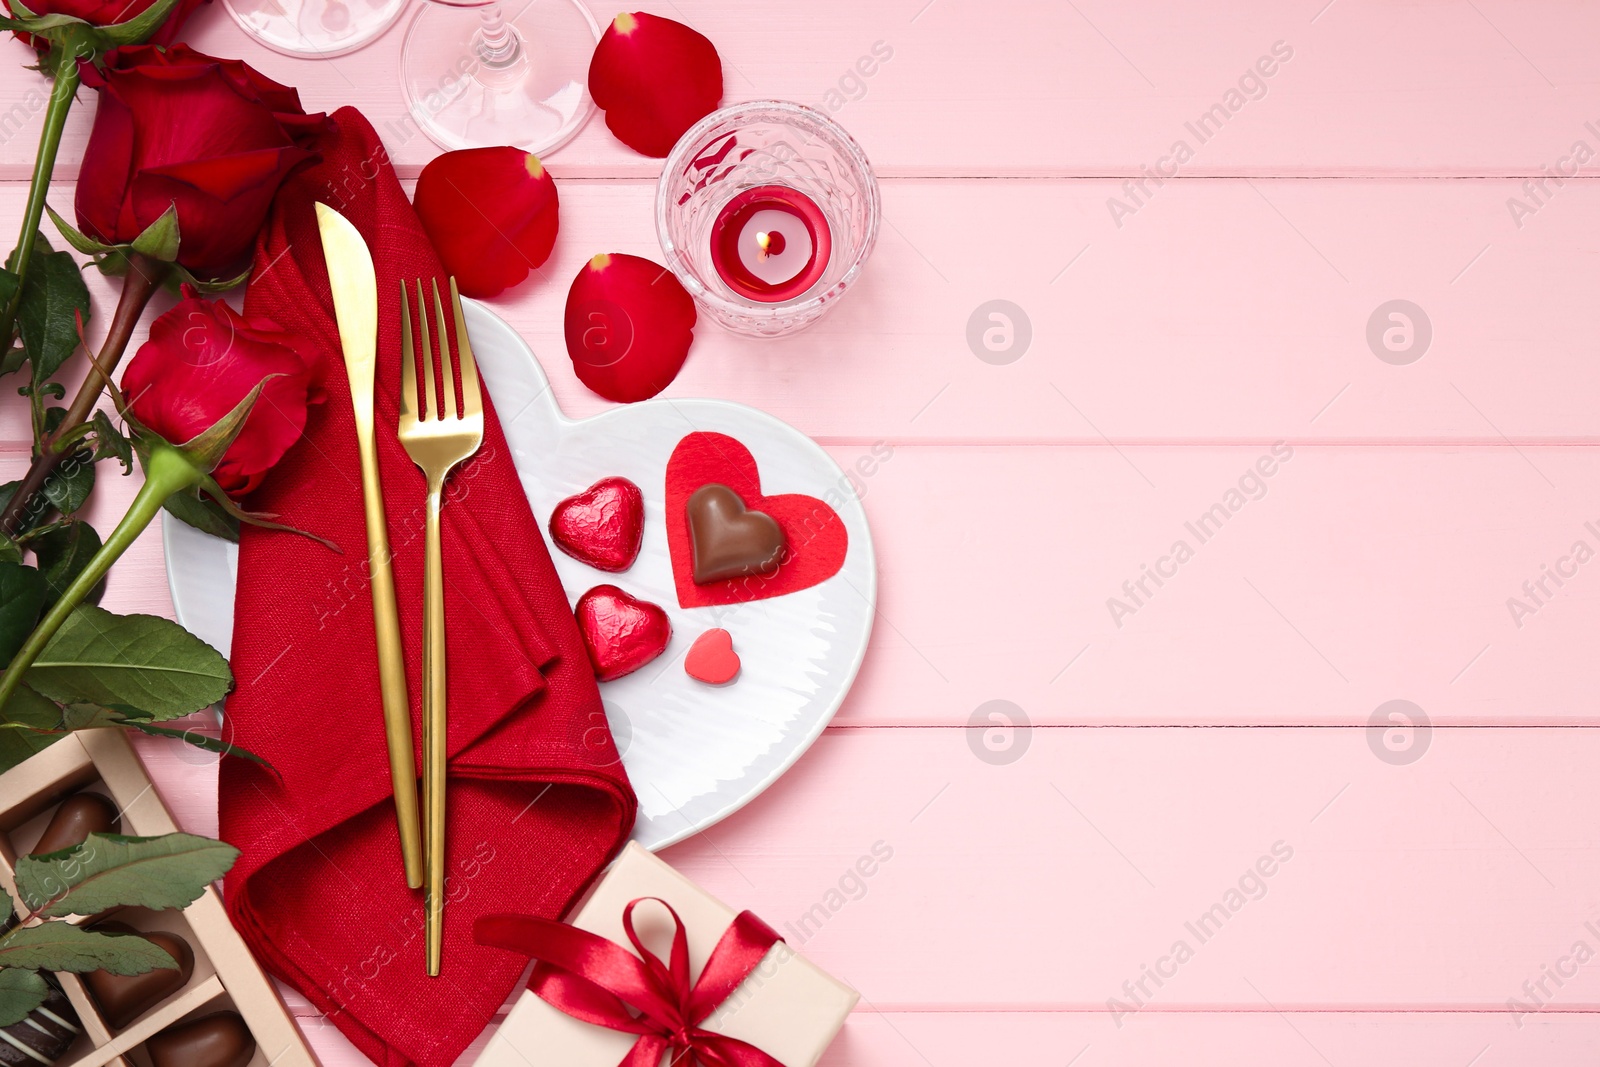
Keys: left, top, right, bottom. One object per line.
{"left": 549, "top": 476, "right": 645, "bottom": 572}
{"left": 666, "top": 432, "right": 849, "bottom": 607}
{"left": 576, "top": 584, "right": 671, "bottom": 681}
{"left": 685, "top": 628, "right": 740, "bottom": 685}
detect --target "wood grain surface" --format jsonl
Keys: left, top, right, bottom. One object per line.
{"left": 2, "top": 0, "right": 1596, "bottom": 1062}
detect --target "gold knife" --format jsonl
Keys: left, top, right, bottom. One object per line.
{"left": 316, "top": 202, "right": 424, "bottom": 890}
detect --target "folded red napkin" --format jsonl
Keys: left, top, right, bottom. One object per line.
{"left": 218, "top": 108, "right": 636, "bottom": 1067}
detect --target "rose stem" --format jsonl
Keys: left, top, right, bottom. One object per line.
{"left": 0, "top": 253, "right": 169, "bottom": 537}
{"left": 0, "top": 442, "right": 203, "bottom": 716}
{"left": 0, "top": 46, "right": 83, "bottom": 355}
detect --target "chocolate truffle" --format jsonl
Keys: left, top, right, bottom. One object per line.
{"left": 145, "top": 1012, "right": 254, "bottom": 1067}
{"left": 0, "top": 981, "right": 80, "bottom": 1067}
{"left": 30, "top": 794, "right": 119, "bottom": 856}
{"left": 84, "top": 924, "right": 195, "bottom": 1030}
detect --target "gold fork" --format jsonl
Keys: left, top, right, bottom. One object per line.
{"left": 397, "top": 277, "right": 484, "bottom": 977}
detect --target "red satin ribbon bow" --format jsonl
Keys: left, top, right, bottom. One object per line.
{"left": 475, "top": 898, "right": 787, "bottom": 1067}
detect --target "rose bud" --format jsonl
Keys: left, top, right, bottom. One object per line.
{"left": 122, "top": 288, "right": 323, "bottom": 496}
{"left": 4, "top": 0, "right": 204, "bottom": 50}
{"left": 74, "top": 45, "right": 327, "bottom": 282}
{"left": 588, "top": 12, "right": 723, "bottom": 157}
{"left": 413, "top": 147, "right": 559, "bottom": 299}
{"left": 564, "top": 253, "right": 695, "bottom": 403}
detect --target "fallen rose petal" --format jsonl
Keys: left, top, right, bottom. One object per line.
{"left": 564, "top": 253, "right": 696, "bottom": 403}
{"left": 588, "top": 11, "right": 723, "bottom": 157}
{"left": 414, "top": 146, "right": 560, "bottom": 298}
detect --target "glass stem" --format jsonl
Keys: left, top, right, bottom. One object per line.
{"left": 475, "top": 2, "right": 520, "bottom": 67}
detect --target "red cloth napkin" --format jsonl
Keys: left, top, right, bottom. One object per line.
{"left": 218, "top": 108, "right": 636, "bottom": 1067}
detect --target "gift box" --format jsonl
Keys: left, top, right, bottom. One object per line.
{"left": 475, "top": 842, "right": 858, "bottom": 1067}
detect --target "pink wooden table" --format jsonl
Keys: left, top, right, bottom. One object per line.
{"left": 6, "top": 0, "right": 1600, "bottom": 1062}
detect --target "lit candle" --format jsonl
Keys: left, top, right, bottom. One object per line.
{"left": 709, "top": 184, "right": 832, "bottom": 302}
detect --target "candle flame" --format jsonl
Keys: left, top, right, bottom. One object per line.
{"left": 754, "top": 230, "right": 786, "bottom": 259}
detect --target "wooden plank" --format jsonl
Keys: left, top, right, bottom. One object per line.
{"left": 16, "top": 440, "right": 1600, "bottom": 727}
{"left": 664, "top": 727, "right": 1600, "bottom": 1011}
{"left": 291, "top": 1009, "right": 1600, "bottom": 1067}
{"left": 133, "top": 727, "right": 1600, "bottom": 1010}
{"left": 2, "top": 0, "right": 1599, "bottom": 178}
{"left": 4, "top": 177, "right": 1600, "bottom": 446}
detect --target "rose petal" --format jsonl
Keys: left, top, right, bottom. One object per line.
{"left": 564, "top": 253, "right": 696, "bottom": 403}
{"left": 74, "top": 91, "right": 136, "bottom": 247}
{"left": 129, "top": 145, "right": 313, "bottom": 278}
{"left": 414, "top": 147, "right": 559, "bottom": 298}
{"left": 588, "top": 12, "right": 723, "bottom": 157}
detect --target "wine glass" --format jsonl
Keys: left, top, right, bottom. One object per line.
{"left": 399, "top": 0, "right": 599, "bottom": 155}
{"left": 223, "top": 0, "right": 405, "bottom": 58}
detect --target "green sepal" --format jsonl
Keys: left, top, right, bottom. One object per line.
{"left": 128, "top": 204, "right": 179, "bottom": 263}
{"left": 45, "top": 205, "right": 113, "bottom": 257}
{"left": 3, "top": 0, "right": 185, "bottom": 63}
{"left": 47, "top": 205, "right": 250, "bottom": 292}
{"left": 91, "top": 0, "right": 183, "bottom": 44}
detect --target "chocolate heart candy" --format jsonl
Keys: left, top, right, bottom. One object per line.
{"left": 686, "top": 484, "right": 785, "bottom": 584}
{"left": 146, "top": 1012, "right": 255, "bottom": 1067}
{"left": 549, "top": 476, "right": 645, "bottom": 572}
{"left": 31, "top": 793, "right": 119, "bottom": 855}
{"left": 0, "top": 981, "right": 79, "bottom": 1067}
{"left": 575, "top": 585, "right": 671, "bottom": 682}
{"left": 85, "top": 924, "right": 195, "bottom": 1030}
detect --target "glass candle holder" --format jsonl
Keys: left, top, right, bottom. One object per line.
{"left": 656, "top": 100, "right": 879, "bottom": 338}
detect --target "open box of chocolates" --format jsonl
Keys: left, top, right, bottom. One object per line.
{"left": 0, "top": 729, "right": 315, "bottom": 1067}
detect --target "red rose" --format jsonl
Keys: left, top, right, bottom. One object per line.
{"left": 5, "top": 0, "right": 204, "bottom": 50}
{"left": 75, "top": 45, "right": 326, "bottom": 281}
{"left": 123, "top": 287, "right": 323, "bottom": 496}
{"left": 413, "top": 147, "right": 559, "bottom": 299}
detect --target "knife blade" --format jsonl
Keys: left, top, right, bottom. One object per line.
{"left": 316, "top": 202, "right": 424, "bottom": 890}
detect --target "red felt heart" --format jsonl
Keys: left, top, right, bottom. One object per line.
{"left": 575, "top": 584, "right": 671, "bottom": 681}
{"left": 666, "top": 432, "right": 848, "bottom": 607}
{"left": 685, "top": 628, "right": 740, "bottom": 685}
{"left": 549, "top": 476, "right": 645, "bottom": 572}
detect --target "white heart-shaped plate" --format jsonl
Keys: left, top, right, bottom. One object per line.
{"left": 162, "top": 300, "right": 876, "bottom": 850}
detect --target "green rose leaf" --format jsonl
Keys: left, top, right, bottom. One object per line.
{"left": 16, "top": 832, "right": 238, "bottom": 918}
{"left": 2, "top": 684, "right": 61, "bottom": 730}
{"left": 0, "top": 968, "right": 48, "bottom": 1028}
{"left": 0, "top": 561, "right": 46, "bottom": 665}
{"left": 90, "top": 411, "right": 132, "bottom": 473}
{"left": 58, "top": 703, "right": 133, "bottom": 730}
{"left": 0, "top": 482, "right": 52, "bottom": 542}
{"left": 18, "top": 241, "right": 89, "bottom": 387}
{"left": 162, "top": 491, "right": 240, "bottom": 543}
{"left": 39, "top": 455, "right": 93, "bottom": 517}
{"left": 32, "top": 522, "right": 103, "bottom": 610}
{"left": 0, "top": 345, "right": 25, "bottom": 379}
{"left": 123, "top": 721, "right": 271, "bottom": 769}
{"left": 24, "top": 604, "right": 231, "bottom": 720}
{"left": 0, "top": 536, "right": 20, "bottom": 565}
{"left": 0, "top": 266, "right": 19, "bottom": 319}
{"left": 0, "top": 685, "right": 64, "bottom": 774}
{"left": 0, "top": 923, "right": 175, "bottom": 975}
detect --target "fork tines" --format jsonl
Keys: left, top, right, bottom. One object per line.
{"left": 399, "top": 277, "right": 482, "bottom": 425}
